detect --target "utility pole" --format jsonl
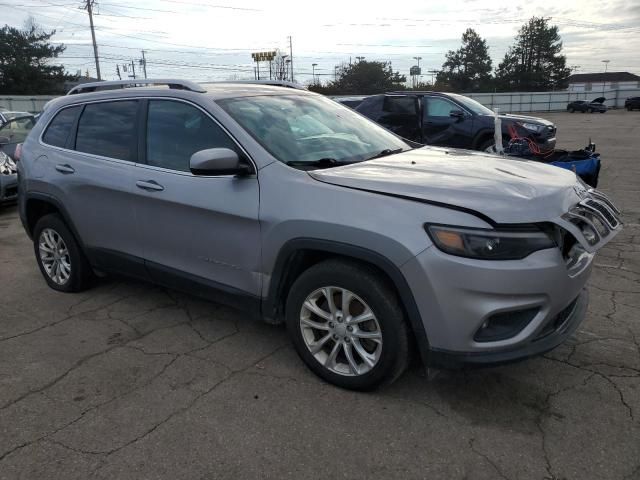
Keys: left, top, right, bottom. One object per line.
{"left": 288, "top": 36, "right": 294, "bottom": 83}
{"left": 601, "top": 59, "right": 610, "bottom": 96}
{"left": 130, "top": 59, "right": 136, "bottom": 79}
{"left": 311, "top": 63, "right": 317, "bottom": 84}
{"left": 140, "top": 50, "right": 147, "bottom": 79}
{"left": 84, "top": 0, "right": 101, "bottom": 80}
{"left": 116, "top": 64, "right": 121, "bottom": 80}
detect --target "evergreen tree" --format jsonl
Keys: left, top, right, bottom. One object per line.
{"left": 437, "top": 28, "right": 492, "bottom": 92}
{"left": 495, "top": 17, "right": 571, "bottom": 91}
{"left": 0, "top": 21, "right": 75, "bottom": 95}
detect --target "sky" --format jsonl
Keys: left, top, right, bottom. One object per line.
{"left": 3, "top": 0, "right": 640, "bottom": 85}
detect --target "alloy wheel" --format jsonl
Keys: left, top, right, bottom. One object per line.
{"left": 299, "top": 286, "right": 383, "bottom": 376}
{"left": 38, "top": 228, "right": 71, "bottom": 285}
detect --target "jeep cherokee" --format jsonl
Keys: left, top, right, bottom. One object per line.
{"left": 17, "top": 79, "right": 622, "bottom": 390}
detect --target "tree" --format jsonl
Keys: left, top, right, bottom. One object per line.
{"left": 270, "top": 50, "right": 291, "bottom": 81}
{"left": 0, "top": 21, "right": 75, "bottom": 95}
{"left": 309, "top": 60, "right": 406, "bottom": 95}
{"left": 437, "top": 28, "right": 492, "bottom": 92}
{"left": 495, "top": 17, "right": 571, "bottom": 91}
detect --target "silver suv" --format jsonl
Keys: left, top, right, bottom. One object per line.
{"left": 17, "top": 79, "right": 622, "bottom": 390}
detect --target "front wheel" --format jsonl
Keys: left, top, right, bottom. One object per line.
{"left": 285, "top": 260, "right": 410, "bottom": 390}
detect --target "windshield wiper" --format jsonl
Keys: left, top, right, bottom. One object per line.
{"left": 286, "top": 158, "right": 350, "bottom": 169}
{"left": 365, "top": 148, "right": 404, "bottom": 161}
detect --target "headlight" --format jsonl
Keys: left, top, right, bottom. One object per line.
{"left": 0, "top": 151, "right": 16, "bottom": 175}
{"left": 517, "top": 122, "right": 544, "bottom": 133}
{"left": 425, "top": 224, "right": 556, "bottom": 260}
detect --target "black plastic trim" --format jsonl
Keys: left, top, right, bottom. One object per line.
{"left": 146, "top": 260, "right": 261, "bottom": 315}
{"left": 22, "top": 192, "right": 86, "bottom": 248}
{"left": 265, "top": 238, "right": 431, "bottom": 366}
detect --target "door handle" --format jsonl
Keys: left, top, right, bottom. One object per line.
{"left": 136, "top": 180, "right": 164, "bottom": 192}
{"left": 55, "top": 164, "right": 75, "bottom": 174}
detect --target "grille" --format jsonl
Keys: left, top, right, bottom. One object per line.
{"left": 583, "top": 199, "right": 619, "bottom": 229}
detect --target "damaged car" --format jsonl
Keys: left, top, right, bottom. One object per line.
{"left": 18, "top": 80, "right": 622, "bottom": 390}
{"left": 567, "top": 98, "right": 607, "bottom": 113}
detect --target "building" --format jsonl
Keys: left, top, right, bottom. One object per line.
{"left": 567, "top": 72, "right": 640, "bottom": 93}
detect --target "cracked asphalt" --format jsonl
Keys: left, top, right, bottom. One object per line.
{"left": 1, "top": 110, "right": 639, "bottom": 480}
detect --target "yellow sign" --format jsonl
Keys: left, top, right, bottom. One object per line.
{"left": 251, "top": 51, "right": 277, "bottom": 62}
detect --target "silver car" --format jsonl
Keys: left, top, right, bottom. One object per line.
{"left": 17, "top": 79, "right": 622, "bottom": 390}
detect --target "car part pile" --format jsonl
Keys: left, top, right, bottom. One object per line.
{"left": 502, "top": 122, "right": 601, "bottom": 187}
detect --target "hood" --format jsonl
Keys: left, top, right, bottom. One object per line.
{"left": 591, "top": 97, "right": 606, "bottom": 104}
{"left": 309, "top": 147, "right": 581, "bottom": 224}
{"left": 496, "top": 113, "right": 554, "bottom": 127}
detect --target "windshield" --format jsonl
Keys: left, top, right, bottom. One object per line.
{"left": 0, "top": 115, "right": 36, "bottom": 144}
{"left": 217, "top": 94, "right": 410, "bottom": 166}
{"left": 449, "top": 94, "right": 494, "bottom": 115}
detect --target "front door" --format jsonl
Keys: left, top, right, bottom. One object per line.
{"left": 132, "top": 99, "right": 261, "bottom": 301}
{"left": 422, "top": 96, "right": 474, "bottom": 148}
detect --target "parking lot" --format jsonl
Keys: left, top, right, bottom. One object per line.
{"left": 0, "top": 109, "right": 638, "bottom": 480}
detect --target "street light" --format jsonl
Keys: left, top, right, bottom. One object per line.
{"left": 602, "top": 60, "right": 610, "bottom": 95}
{"left": 312, "top": 63, "right": 318, "bottom": 84}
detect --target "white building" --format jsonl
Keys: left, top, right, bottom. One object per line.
{"left": 567, "top": 72, "right": 640, "bottom": 93}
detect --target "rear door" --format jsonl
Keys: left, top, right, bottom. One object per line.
{"left": 41, "top": 100, "right": 145, "bottom": 276}
{"left": 422, "top": 96, "right": 474, "bottom": 148}
{"left": 132, "top": 98, "right": 261, "bottom": 300}
{"left": 377, "top": 95, "right": 421, "bottom": 142}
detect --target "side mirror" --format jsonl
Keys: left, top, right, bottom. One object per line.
{"left": 189, "top": 148, "right": 251, "bottom": 176}
{"left": 449, "top": 109, "right": 465, "bottom": 120}
{"left": 0, "top": 136, "right": 9, "bottom": 145}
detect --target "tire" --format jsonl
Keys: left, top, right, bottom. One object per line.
{"left": 599, "top": 110, "right": 605, "bottom": 113}
{"left": 627, "top": 106, "right": 632, "bottom": 111}
{"left": 569, "top": 107, "right": 574, "bottom": 113}
{"left": 33, "top": 213, "right": 93, "bottom": 292}
{"left": 478, "top": 138, "right": 495, "bottom": 153}
{"left": 285, "top": 259, "right": 410, "bottom": 391}
{"left": 588, "top": 108, "right": 594, "bottom": 113}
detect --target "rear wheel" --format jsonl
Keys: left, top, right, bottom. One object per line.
{"left": 588, "top": 108, "right": 594, "bottom": 113}
{"left": 285, "top": 260, "right": 410, "bottom": 390}
{"left": 569, "top": 107, "right": 575, "bottom": 113}
{"left": 33, "top": 214, "right": 93, "bottom": 292}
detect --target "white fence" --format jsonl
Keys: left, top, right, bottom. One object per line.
{"left": 2, "top": 87, "right": 640, "bottom": 115}
{"left": 0, "top": 95, "right": 56, "bottom": 114}
{"left": 465, "top": 88, "right": 640, "bottom": 113}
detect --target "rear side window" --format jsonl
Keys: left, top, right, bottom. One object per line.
{"left": 383, "top": 96, "right": 416, "bottom": 115}
{"left": 146, "top": 100, "right": 237, "bottom": 172}
{"left": 75, "top": 100, "right": 138, "bottom": 161}
{"left": 42, "top": 106, "right": 80, "bottom": 147}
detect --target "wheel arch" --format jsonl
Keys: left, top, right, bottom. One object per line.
{"left": 264, "top": 238, "right": 430, "bottom": 366}
{"left": 24, "top": 193, "right": 85, "bottom": 250}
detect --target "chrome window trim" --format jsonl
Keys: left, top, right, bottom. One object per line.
{"left": 38, "top": 96, "right": 257, "bottom": 176}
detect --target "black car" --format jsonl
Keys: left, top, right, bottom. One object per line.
{"left": 355, "top": 91, "right": 556, "bottom": 152}
{"left": 567, "top": 98, "right": 607, "bottom": 113}
{"left": 625, "top": 97, "right": 640, "bottom": 111}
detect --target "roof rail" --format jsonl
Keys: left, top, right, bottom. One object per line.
{"left": 202, "top": 80, "right": 306, "bottom": 90}
{"left": 67, "top": 79, "right": 206, "bottom": 95}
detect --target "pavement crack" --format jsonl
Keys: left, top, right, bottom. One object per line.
{"left": 468, "top": 438, "right": 510, "bottom": 480}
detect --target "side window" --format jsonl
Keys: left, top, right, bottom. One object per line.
{"left": 425, "top": 97, "right": 458, "bottom": 118}
{"left": 383, "top": 96, "right": 417, "bottom": 115}
{"left": 42, "top": 106, "right": 81, "bottom": 147}
{"left": 75, "top": 100, "right": 138, "bottom": 161}
{"left": 146, "top": 100, "right": 238, "bottom": 172}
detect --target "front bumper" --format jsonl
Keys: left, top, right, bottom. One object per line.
{"left": 0, "top": 173, "right": 18, "bottom": 204}
{"left": 401, "top": 244, "right": 593, "bottom": 366}
{"left": 429, "top": 289, "right": 588, "bottom": 367}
